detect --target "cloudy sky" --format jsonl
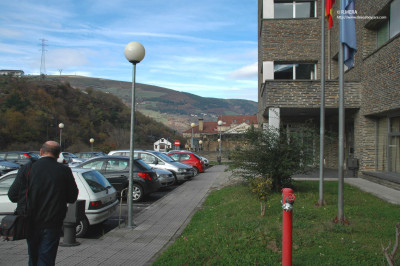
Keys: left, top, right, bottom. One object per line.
{"left": 0, "top": 0, "right": 258, "bottom": 101}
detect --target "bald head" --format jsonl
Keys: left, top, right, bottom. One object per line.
{"left": 40, "top": 141, "right": 61, "bottom": 159}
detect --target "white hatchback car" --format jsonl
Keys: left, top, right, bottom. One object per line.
{"left": 0, "top": 168, "right": 119, "bottom": 238}
{"left": 57, "top": 152, "right": 85, "bottom": 166}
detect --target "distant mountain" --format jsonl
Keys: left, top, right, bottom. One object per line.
{"left": 0, "top": 76, "right": 185, "bottom": 151}
{"left": 39, "top": 75, "right": 258, "bottom": 132}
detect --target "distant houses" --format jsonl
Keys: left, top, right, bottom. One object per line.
{"left": 0, "top": 70, "right": 24, "bottom": 77}
{"left": 183, "top": 115, "right": 258, "bottom": 152}
{"left": 153, "top": 138, "right": 172, "bottom": 152}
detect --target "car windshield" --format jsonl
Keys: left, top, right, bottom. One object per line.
{"left": 26, "top": 153, "right": 40, "bottom": 159}
{"left": 81, "top": 170, "right": 111, "bottom": 193}
{"left": 153, "top": 152, "right": 174, "bottom": 162}
{"left": 80, "top": 160, "right": 103, "bottom": 170}
{"left": 64, "top": 153, "right": 78, "bottom": 159}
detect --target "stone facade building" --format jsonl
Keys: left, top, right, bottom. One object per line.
{"left": 182, "top": 116, "right": 258, "bottom": 152}
{"left": 258, "top": 0, "right": 400, "bottom": 181}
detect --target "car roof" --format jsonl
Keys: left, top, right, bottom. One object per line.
{"left": 76, "top": 155, "right": 145, "bottom": 163}
{"left": 76, "top": 152, "right": 104, "bottom": 154}
{"left": 0, "top": 168, "right": 103, "bottom": 181}
{"left": 87, "top": 155, "right": 129, "bottom": 159}
{"left": 1, "top": 151, "right": 35, "bottom": 154}
{"left": 108, "top": 150, "right": 130, "bottom": 153}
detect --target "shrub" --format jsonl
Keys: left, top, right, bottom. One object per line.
{"left": 229, "top": 126, "right": 317, "bottom": 192}
{"left": 249, "top": 177, "right": 273, "bottom": 216}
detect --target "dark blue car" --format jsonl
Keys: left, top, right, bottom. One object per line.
{"left": 0, "top": 158, "right": 20, "bottom": 176}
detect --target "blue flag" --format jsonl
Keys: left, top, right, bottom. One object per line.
{"left": 340, "top": 0, "right": 357, "bottom": 68}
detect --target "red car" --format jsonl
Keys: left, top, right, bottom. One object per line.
{"left": 168, "top": 152, "right": 205, "bottom": 176}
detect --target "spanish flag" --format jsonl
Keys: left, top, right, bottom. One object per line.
{"left": 326, "top": 0, "right": 335, "bottom": 29}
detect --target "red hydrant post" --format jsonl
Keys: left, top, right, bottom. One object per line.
{"left": 282, "top": 188, "right": 295, "bottom": 266}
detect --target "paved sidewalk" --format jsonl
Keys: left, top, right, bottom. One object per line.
{"left": 0, "top": 165, "right": 230, "bottom": 266}
{"left": 293, "top": 168, "right": 400, "bottom": 205}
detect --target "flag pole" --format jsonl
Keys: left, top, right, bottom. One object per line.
{"left": 318, "top": 0, "right": 326, "bottom": 206}
{"left": 338, "top": 40, "right": 345, "bottom": 222}
{"left": 337, "top": 0, "right": 346, "bottom": 223}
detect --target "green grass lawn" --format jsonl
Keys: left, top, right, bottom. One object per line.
{"left": 153, "top": 181, "right": 400, "bottom": 265}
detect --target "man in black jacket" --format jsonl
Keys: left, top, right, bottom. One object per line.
{"left": 8, "top": 141, "right": 79, "bottom": 266}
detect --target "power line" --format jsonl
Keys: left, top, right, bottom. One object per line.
{"left": 40, "top": 39, "right": 48, "bottom": 75}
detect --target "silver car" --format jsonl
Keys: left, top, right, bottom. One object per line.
{"left": 109, "top": 150, "right": 194, "bottom": 183}
{"left": 154, "top": 168, "right": 175, "bottom": 187}
{"left": 0, "top": 168, "right": 119, "bottom": 238}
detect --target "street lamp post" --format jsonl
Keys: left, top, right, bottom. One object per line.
{"left": 217, "top": 120, "right": 222, "bottom": 164}
{"left": 124, "top": 41, "right": 145, "bottom": 228}
{"left": 59, "top": 123, "right": 64, "bottom": 150}
{"left": 90, "top": 138, "right": 94, "bottom": 152}
{"left": 199, "top": 140, "right": 203, "bottom": 151}
{"left": 191, "top": 123, "right": 195, "bottom": 151}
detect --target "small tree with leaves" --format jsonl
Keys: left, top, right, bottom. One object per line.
{"left": 249, "top": 176, "right": 273, "bottom": 216}
{"left": 229, "top": 126, "right": 317, "bottom": 192}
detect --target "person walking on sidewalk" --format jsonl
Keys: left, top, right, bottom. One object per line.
{"left": 8, "top": 141, "right": 79, "bottom": 266}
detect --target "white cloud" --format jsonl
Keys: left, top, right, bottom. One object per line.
{"left": 229, "top": 62, "right": 258, "bottom": 80}
{"left": 46, "top": 49, "right": 91, "bottom": 69}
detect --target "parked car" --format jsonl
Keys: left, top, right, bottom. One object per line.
{"left": 57, "top": 152, "right": 85, "bottom": 166}
{"left": 0, "top": 151, "right": 40, "bottom": 166}
{"left": 168, "top": 151, "right": 205, "bottom": 176}
{"left": 73, "top": 156, "right": 160, "bottom": 202}
{"left": 108, "top": 150, "right": 194, "bottom": 183}
{"left": 108, "top": 150, "right": 130, "bottom": 156}
{"left": 29, "top": 151, "right": 41, "bottom": 157}
{"left": 0, "top": 158, "right": 20, "bottom": 176}
{"left": 154, "top": 168, "right": 175, "bottom": 187}
{"left": 134, "top": 150, "right": 194, "bottom": 183}
{"left": 0, "top": 168, "right": 119, "bottom": 238}
{"left": 167, "top": 150, "right": 209, "bottom": 167}
{"left": 75, "top": 152, "right": 107, "bottom": 160}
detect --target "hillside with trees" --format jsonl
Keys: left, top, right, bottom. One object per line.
{"left": 0, "top": 76, "right": 185, "bottom": 152}
{"left": 35, "top": 75, "right": 258, "bottom": 132}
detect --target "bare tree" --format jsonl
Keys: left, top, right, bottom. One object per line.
{"left": 382, "top": 222, "right": 399, "bottom": 266}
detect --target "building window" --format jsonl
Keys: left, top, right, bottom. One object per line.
{"left": 377, "top": 115, "right": 400, "bottom": 173}
{"left": 377, "top": 21, "right": 389, "bottom": 48}
{"left": 274, "top": 1, "right": 316, "bottom": 19}
{"left": 374, "top": 0, "right": 400, "bottom": 48}
{"left": 390, "top": 0, "right": 400, "bottom": 38}
{"left": 274, "top": 63, "right": 316, "bottom": 80}
{"left": 377, "top": 118, "right": 387, "bottom": 171}
{"left": 389, "top": 116, "right": 400, "bottom": 173}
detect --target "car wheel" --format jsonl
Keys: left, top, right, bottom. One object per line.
{"left": 172, "top": 173, "right": 179, "bottom": 184}
{"left": 193, "top": 167, "right": 199, "bottom": 176}
{"left": 132, "top": 184, "right": 143, "bottom": 202}
{"left": 75, "top": 218, "right": 89, "bottom": 238}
